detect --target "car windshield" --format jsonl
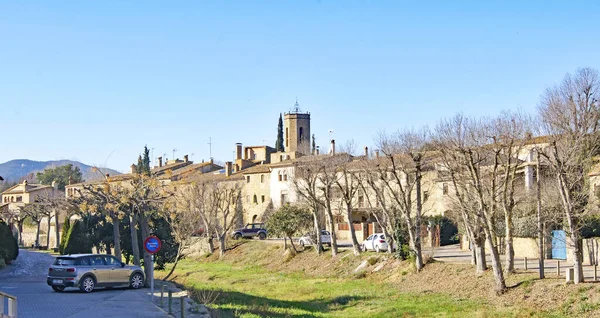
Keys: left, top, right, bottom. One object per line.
{"left": 379, "top": 235, "right": 385, "bottom": 240}
{"left": 54, "top": 258, "right": 77, "bottom": 265}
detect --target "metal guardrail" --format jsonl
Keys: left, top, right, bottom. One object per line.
{"left": 0, "top": 290, "right": 17, "bottom": 318}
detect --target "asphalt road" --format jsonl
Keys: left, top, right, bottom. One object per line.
{"left": 0, "top": 249, "right": 168, "bottom": 318}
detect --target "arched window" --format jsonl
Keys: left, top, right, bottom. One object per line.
{"left": 252, "top": 214, "right": 258, "bottom": 223}
{"left": 253, "top": 195, "right": 258, "bottom": 204}
{"left": 299, "top": 127, "right": 304, "bottom": 141}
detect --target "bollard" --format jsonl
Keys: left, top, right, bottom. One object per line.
{"left": 160, "top": 285, "right": 165, "bottom": 307}
{"left": 180, "top": 295, "right": 186, "bottom": 318}
{"left": 557, "top": 260, "right": 560, "bottom": 276}
{"left": 524, "top": 257, "right": 528, "bottom": 270}
{"left": 168, "top": 290, "right": 173, "bottom": 314}
{"left": 566, "top": 268, "right": 574, "bottom": 283}
{"left": 595, "top": 265, "right": 598, "bottom": 281}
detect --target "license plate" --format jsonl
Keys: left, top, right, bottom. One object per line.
{"left": 52, "top": 279, "right": 63, "bottom": 284}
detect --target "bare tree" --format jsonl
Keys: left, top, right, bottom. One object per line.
{"left": 334, "top": 142, "right": 362, "bottom": 256}
{"left": 20, "top": 203, "right": 44, "bottom": 247}
{"left": 293, "top": 158, "right": 344, "bottom": 256}
{"left": 537, "top": 67, "right": 600, "bottom": 284}
{"left": 373, "top": 128, "right": 431, "bottom": 270}
{"left": 178, "top": 181, "right": 218, "bottom": 254}
{"left": 435, "top": 114, "right": 507, "bottom": 293}
{"left": 162, "top": 183, "right": 204, "bottom": 280}
{"left": 211, "top": 180, "right": 243, "bottom": 257}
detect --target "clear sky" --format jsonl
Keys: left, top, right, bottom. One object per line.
{"left": 1, "top": 1, "right": 599, "bottom": 172}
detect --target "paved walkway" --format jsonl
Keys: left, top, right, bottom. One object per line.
{"left": 431, "top": 244, "right": 600, "bottom": 281}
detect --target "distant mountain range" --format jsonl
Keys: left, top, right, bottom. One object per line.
{"left": 0, "top": 159, "right": 121, "bottom": 183}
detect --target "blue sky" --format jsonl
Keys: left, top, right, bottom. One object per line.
{"left": 1, "top": 1, "right": 599, "bottom": 173}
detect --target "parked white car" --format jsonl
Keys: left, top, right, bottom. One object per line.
{"left": 361, "top": 233, "right": 389, "bottom": 252}
{"left": 298, "top": 230, "right": 332, "bottom": 247}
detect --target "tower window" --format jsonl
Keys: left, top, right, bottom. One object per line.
{"left": 286, "top": 128, "right": 289, "bottom": 147}
{"left": 299, "top": 127, "right": 304, "bottom": 142}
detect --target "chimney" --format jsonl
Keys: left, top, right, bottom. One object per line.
{"left": 364, "top": 146, "right": 369, "bottom": 158}
{"left": 316, "top": 146, "right": 320, "bottom": 155}
{"left": 68, "top": 176, "right": 73, "bottom": 185}
{"left": 130, "top": 164, "right": 137, "bottom": 174}
{"left": 106, "top": 173, "right": 110, "bottom": 178}
{"left": 158, "top": 156, "right": 163, "bottom": 167}
{"left": 375, "top": 150, "right": 380, "bottom": 158}
{"left": 330, "top": 139, "right": 336, "bottom": 155}
{"left": 225, "top": 161, "right": 232, "bottom": 177}
{"left": 210, "top": 158, "right": 214, "bottom": 164}
{"left": 51, "top": 181, "right": 58, "bottom": 190}
{"left": 184, "top": 155, "right": 189, "bottom": 163}
{"left": 236, "top": 143, "right": 242, "bottom": 160}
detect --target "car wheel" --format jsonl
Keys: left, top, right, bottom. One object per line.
{"left": 130, "top": 272, "right": 144, "bottom": 289}
{"left": 299, "top": 240, "right": 305, "bottom": 247}
{"left": 52, "top": 285, "right": 65, "bottom": 292}
{"left": 79, "top": 276, "right": 95, "bottom": 293}
{"left": 233, "top": 233, "right": 242, "bottom": 240}
{"left": 258, "top": 232, "right": 266, "bottom": 240}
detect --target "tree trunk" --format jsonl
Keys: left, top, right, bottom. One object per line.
{"left": 483, "top": 226, "right": 507, "bottom": 294}
{"left": 163, "top": 245, "right": 183, "bottom": 281}
{"left": 283, "top": 237, "right": 288, "bottom": 251}
{"left": 404, "top": 214, "right": 424, "bottom": 271}
{"left": 35, "top": 221, "right": 41, "bottom": 247}
{"left": 18, "top": 220, "right": 24, "bottom": 246}
{"left": 568, "top": 233, "right": 585, "bottom": 283}
{"left": 288, "top": 236, "right": 298, "bottom": 253}
{"left": 536, "top": 152, "right": 545, "bottom": 279}
{"left": 219, "top": 234, "right": 226, "bottom": 257}
{"left": 138, "top": 212, "right": 153, "bottom": 287}
{"left": 325, "top": 201, "right": 338, "bottom": 256}
{"left": 414, "top": 164, "right": 424, "bottom": 270}
{"left": 474, "top": 235, "right": 487, "bottom": 274}
{"left": 46, "top": 216, "right": 51, "bottom": 248}
{"left": 346, "top": 205, "right": 361, "bottom": 256}
{"left": 130, "top": 212, "right": 141, "bottom": 266}
{"left": 313, "top": 211, "right": 323, "bottom": 255}
{"left": 112, "top": 212, "right": 122, "bottom": 260}
{"left": 207, "top": 237, "right": 215, "bottom": 254}
{"left": 54, "top": 210, "right": 60, "bottom": 249}
{"left": 504, "top": 210, "right": 515, "bottom": 273}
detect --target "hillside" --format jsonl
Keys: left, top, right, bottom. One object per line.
{"left": 0, "top": 159, "right": 121, "bottom": 183}
{"left": 156, "top": 241, "right": 600, "bottom": 317}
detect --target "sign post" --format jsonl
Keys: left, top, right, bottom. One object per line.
{"left": 144, "top": 235, "right": 162, "bottom": 301}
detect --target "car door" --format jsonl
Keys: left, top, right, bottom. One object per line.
{"left": 365, "top": 235, "right": 374, "bottom": 250}
{"left": 105, "top": 255, "right": 129, "bottom": 284}
{"left": 88, "top": 255, "right": 110, "bottom": 285}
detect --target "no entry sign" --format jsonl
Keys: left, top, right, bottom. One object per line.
{"left": 144, "top": 236, "right": 162, "bottom": 254}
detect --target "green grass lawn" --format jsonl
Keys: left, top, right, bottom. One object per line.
{"left": 156, "top": 247, "right": 533, "bottom": 318}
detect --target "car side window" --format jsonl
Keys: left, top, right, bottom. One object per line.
{"left": 78, "top": 258, "right": 90, "bottom": 266}
{"left": 105, "top": 256, "right": 121, "bottom": 266}
{"left": 90, "top": 256, "right": 105, "bottom": 266}
{"left": 367, "top": 235, "right": 373, "bottom": 241}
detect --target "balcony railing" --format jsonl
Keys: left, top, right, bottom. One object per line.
{"left": 0, "top": 290, "right": 17, "bottom": 318}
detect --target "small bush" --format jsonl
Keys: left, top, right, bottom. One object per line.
{"left": 367, "top": 257, "right": 379, "bottom": 266}
{"left": 64, "top": 220, "right": 92, "bottom": 254}
{"left": 0, "top": 220, "right": 18, "bottom": 263}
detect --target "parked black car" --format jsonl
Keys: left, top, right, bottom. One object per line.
{"left": 231, "top": 223, "right": 267, "bottom": 240}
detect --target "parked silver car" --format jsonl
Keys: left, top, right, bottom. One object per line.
{"left": 298, "top": 230, "right": 332, "bottom": 247}
{"left": 47, "top": 254, "right": 145, "bottom": 293}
